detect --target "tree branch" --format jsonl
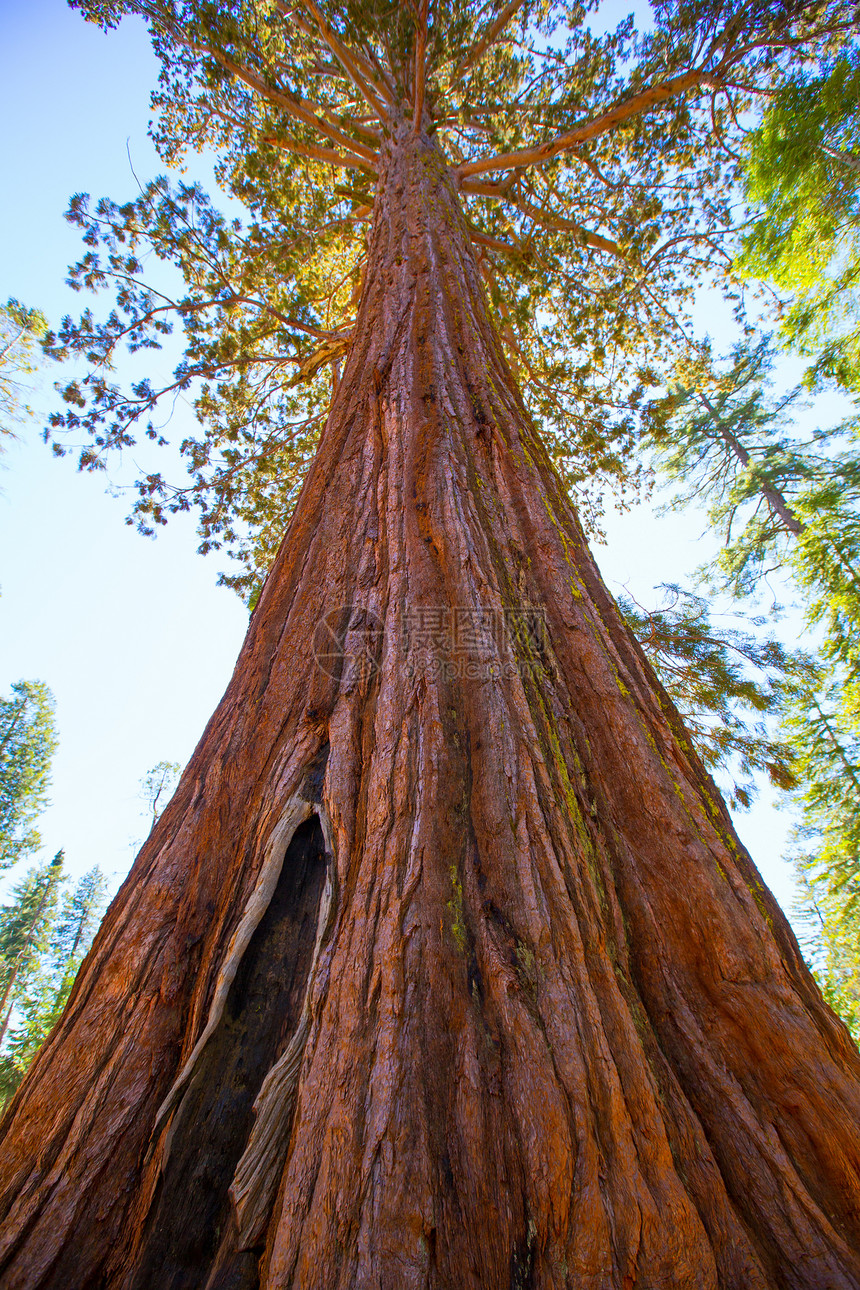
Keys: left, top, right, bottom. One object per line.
{"left": 450, "top": 0, "right": 527, "bottom": 87}
{"left": 460, "top": 176, "right": 518, "bottom": 197}
{"left": 463, "top": 183, "right": 626, "bottom": 259}
{"left": 293, "top": 0, "right": 394, "bottom": 122}
{"left": 456, "top": 68, "right": 714, "bottom": 179}
{"left": 468, "top": 228, "right": 522, "bottom": 256}
{"left": 413, "top": 0, "right": 430, "bottom": 134}
{"left": 263, "top": 134, "right": 378, "bottom": 174}
{"left": 289, "top": 332, "right": 353, "bottom": 385}
{"left": 165, "top": 26, "right": 382, "bottom": 163}
{"left": 254, "top": 83, "right": 380, "bottom": 164}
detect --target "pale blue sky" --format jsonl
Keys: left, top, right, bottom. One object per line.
{"left": 0, "top": 0, "right": 249, "bottom": 887}
{"left": 0, "top": 0, "right": 805, "bottom": 919}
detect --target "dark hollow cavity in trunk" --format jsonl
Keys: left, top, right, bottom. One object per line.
{"left": 125, "top": 816, "right": 327, "bottom": 1290}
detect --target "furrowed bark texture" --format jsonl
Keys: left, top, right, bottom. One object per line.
{"left": 2, "top": 124, "right": 860, "bottom": 1289}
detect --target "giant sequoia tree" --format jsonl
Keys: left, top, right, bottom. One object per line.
{"left": 3, "top": 2, "right": 860, "bottom": 1286}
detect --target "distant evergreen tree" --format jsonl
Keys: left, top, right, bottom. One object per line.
{"left": 643, "top": 339, "right": 860, "bottom": 1035}
{"left": 782, "top": 669, "right": 860, "bottom": 1040}
{"left": 0, "top": 680, "right": 58, "bottom": 871}
{"left": 0, "top": 852, "right": 65, "bottom": 1050}
{"left": 0, "top": 298, "right": 49, "bottom": 442}
{"left": 644, "top": 337, "right": 860, "bottom": 671}
{"left": 796, "top": 870, "right": 860, "bottom": 1042}
{"left": 140, "top": 761, "right": 181, "bottom": 828}
{"left": 0, "top": 865, "right": 108, "bottom": 1106}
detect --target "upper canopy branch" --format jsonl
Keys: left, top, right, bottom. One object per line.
{"left": 203, "top": 42, "right": 380, "bottom": 165}
{"left": 449, "top": 0, "right": 527, "bottom": 88}
{"left": 292, "top": 0, "right": 395, "bottom": 123}
{"left": 413, "top": 0, "right": 430, "bottom": 133}
{"left": 461, "top": 175, "right": 626, "bottom": 258}
{"left": 151, "top": 15, "right": 383, "bottom": 168}
{"left": 456, "top": 67, "right": 716, "bottom": 179}
{"left": 262, "top": 133, "right": 378, "bottom": 174}
{"left": 511, "top": 194, "right": 625, "bottom": 258}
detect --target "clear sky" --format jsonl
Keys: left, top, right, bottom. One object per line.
{"left": 0, "top": 0, "right": 805, "bottom": 919}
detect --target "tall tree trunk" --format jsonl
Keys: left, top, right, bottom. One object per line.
{"left": 2, "top": 123, "right": 860, "bottom": 1289}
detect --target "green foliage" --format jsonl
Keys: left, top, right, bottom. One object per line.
{"left": 45, "top": 0, "right": 851, "bottom": 594}
{"left": 619, "top": 583, "right": 795, "bottom": 808}
{"left": 0, "top": 853, "right": 65, "bottom": 979}
{"left": 0, "top": 852, "right": 66, "bottom": 1048}
{"left": 140, "top": 759, "right": 181, "bottom": 827}
{"left": 797, "top": 873, "right": 860, "bottom": 1042}
{"left": 783, "top": 669, "right": 860, "bottom": 1041}
{"left": 783, "top": 672, "right": 860, "bottom": 916}
{"left": 644, "top": 335, "right": 860, "bottom": 1033}
{"left": 645, "top": 338, "right": 860, "bottom": 665}
{"left": 0, "top": 299, "right": 48, "bottom": 441}
{"left": 741, "top": 52, "right": 860, "bottom": 394}
{"left": 645, "top": 338, "right": 808, "bottom": 590}
{"left": 0, "top": 865, "right": 108, "bottom": 1106}
{"left": 791, "top": 457, "right": 860, "bottom": 677}
{"left": 51, "top": 866, "right": 110, "bottom": 977}
{"left": 0, "top": 681, "right": 59, "bottom": 871}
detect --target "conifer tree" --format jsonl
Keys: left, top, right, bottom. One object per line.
{"left": 0, "top": 680, "right": 58, "bottom": 872}
{"left": 4, "top": 3, "right": 860, "bottom": 1286}
{"left": 617, "top": 583, "right": 795, "bottom": 809}
{"left": 0, "top": 852, "right": 65, "bottom": 1050}
{"left": 796, "top": 868, "right": 860, "bottom": 1040}
{"left": 740, "top": 48, "right": 860, "bottom": 393}
{"left": 49, "top": 866, "right": 110, "bottom": 998}
{"left": 644, "top": 336, "right": 860, "bottom": 650}
{"left": 644, "top": 337, "right": 860, "bottom": 1033}
{"left": 0, "top": 867, "right": 109, "bottom": 1106}
{"left": 783, "top": 668, "right": 860, "bottom": 1038}
{"left": 140, "top": 760, "right": 181, "bottom": 828}
{"left": 0, "top": 300, "right": 49, "bottom": 442}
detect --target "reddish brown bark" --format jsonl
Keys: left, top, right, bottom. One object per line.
{"left": 2, "top": 124, "right": 860, "bottom": 1289}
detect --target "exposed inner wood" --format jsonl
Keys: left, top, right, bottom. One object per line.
{"left": 152, "top": 796, "right": 315, "bottom": 1145}
{"left": 125, "top": 816, "right": 326, "bottom": 1290}
{"left": 230, "top": 804, "right": 336, "bottom": 1249}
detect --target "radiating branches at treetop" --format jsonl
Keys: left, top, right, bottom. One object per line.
{"left": 47, "top": 0, "right": 857, "bottom": 595}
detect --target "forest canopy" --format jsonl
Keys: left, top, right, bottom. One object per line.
{"left": 46, "top": 0, "right": 856, "bottom": 595}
